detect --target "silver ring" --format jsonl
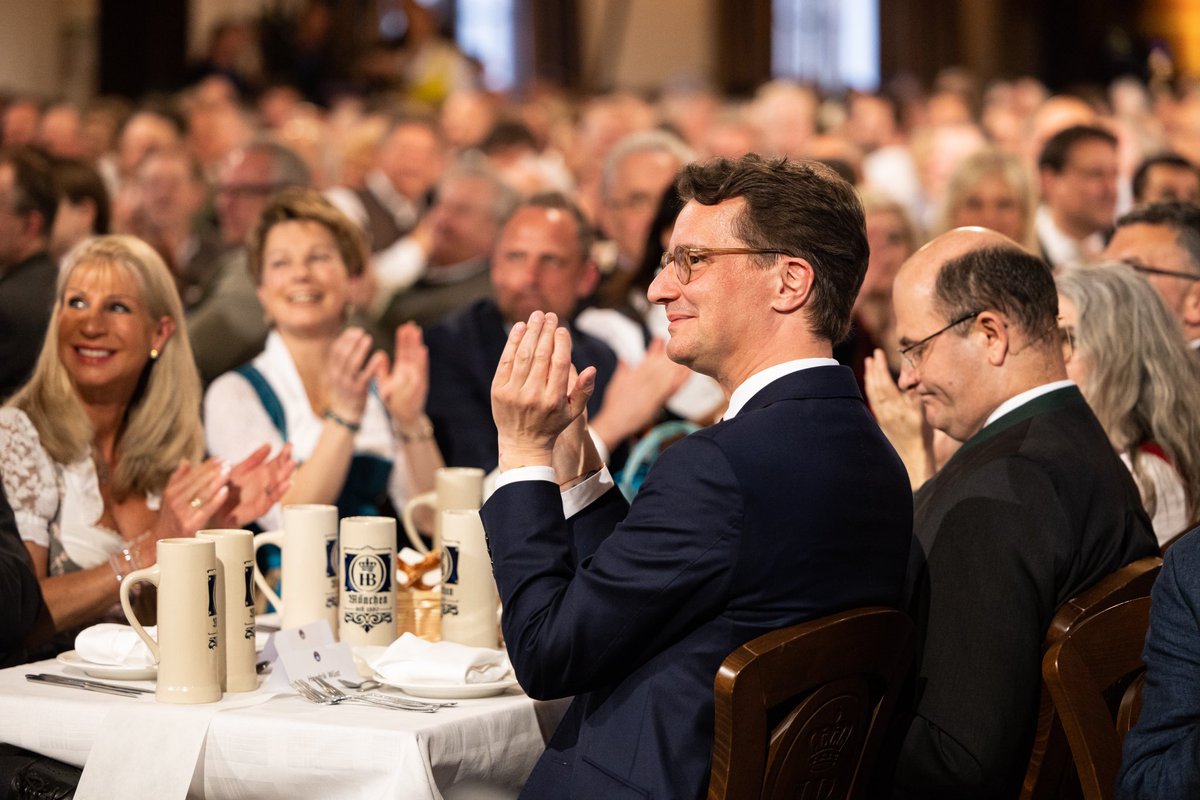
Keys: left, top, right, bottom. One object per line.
{"left": 189, "top": 497, "right": 203, "bottom": 510}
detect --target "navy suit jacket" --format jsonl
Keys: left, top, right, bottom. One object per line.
{"left": 425, "top": 298, "right": 617, "bottom": 471}
{"left": 1118, "top": 528, "right": 1200, "bottom": 799}
{"left": 481, "top": 365, "right": 913, "bottom": 800}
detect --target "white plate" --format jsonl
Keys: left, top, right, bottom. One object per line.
{"left": 256, "top": 612, "right": 281, "bottom": 630}
{"left": 388, "top": 678, "right": 519, "bottom": 699}
{"left": 56, "top": 651, "right": 157, "bottom": 681}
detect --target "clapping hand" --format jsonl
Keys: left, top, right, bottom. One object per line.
{"left": 492, "top": 311, "right": 595, "bottom": 471}
{"left": 377, "top": 322, "right": 430, "bottom": 430}
{"left": 864, "top": 347, "right": 934, "bottom": 488}
{"left": 327, "top": 327, "right": 387, "bottom": 427}
{"left": 212, "top": 443, "right": 296, "bottom": 528}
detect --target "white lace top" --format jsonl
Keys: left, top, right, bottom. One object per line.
{"left": 0, "top": 407, "right": 160, "bottom": 574}
{"left": 203, "top": 331, "right": 413, "bottom": 531}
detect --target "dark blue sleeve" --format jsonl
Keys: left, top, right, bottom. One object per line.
{"left": 480, "top": 435, "right": 741, "bottom": 700}
{"left": 1117, "top": 532, "right": 1200, "bottom": 799}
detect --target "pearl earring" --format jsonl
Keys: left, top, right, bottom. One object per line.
{"left": 149, "top": 348, "right": 160, "bottom": 360}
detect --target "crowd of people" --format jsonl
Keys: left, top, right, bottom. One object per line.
{"left": 5, "top": 48, "right": 1200, "bottom": 798}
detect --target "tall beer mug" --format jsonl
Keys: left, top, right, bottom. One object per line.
{"left": 401, "top": 467, "right": 484, "bottom": 553}
{"left": 339, "top": 516, "right": 397, "bottom": 647}
{"left": 439, "top": 509, "right": 500, "bottom": 648}
{"left": 119, "top": 538, "right": 222, "bottom": 704}
{"left": 252, "top": 504, "right": 339, "bottom": 634}
{"left": 198, "top": 529, "right": 258, "bottom": 692}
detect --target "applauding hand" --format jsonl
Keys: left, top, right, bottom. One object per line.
{"left": 492, "top": 311, "right": 595, "bottom": 471}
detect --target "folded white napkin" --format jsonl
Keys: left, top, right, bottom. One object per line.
{"left": 75, "top": 623, "right": 157, "bottom": 667}
{"left": 366, "top": 632, "right": 512, "bottom": 686}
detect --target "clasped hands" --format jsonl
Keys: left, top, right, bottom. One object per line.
{"left": 492, "top": 311, "right": 599, "bottom": 479}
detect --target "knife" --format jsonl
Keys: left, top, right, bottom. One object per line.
{"left": 26, "top": 673, "right": 153, "bottom": 697}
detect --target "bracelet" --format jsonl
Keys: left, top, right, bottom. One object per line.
{"left": 323, "top": 409, "right": 362, "bottom": 433}
{"left": 396, "top": 415, "right": 435, "bottom": 443}
{"left": 108, "top": 545, "right": 140, "bottom": 584}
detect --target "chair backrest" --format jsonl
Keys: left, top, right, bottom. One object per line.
{"left": 1042, "top": 596, "right": 1151, "bottom": 800}
{"left": 1020, "top": 556, "right": 1162, "bottom": 800}
{"left": 707, "top": 607, "right": 914, "bottom": 800}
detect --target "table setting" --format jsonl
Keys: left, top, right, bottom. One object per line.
{"left": 0, "top": 487, "right": 568, "bottom": 799}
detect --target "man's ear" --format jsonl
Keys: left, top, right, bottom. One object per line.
{"left": 976, "top": 310, "right": 1011, "bottom": 365}
{"left": 771, "top": 256, "right": 816, "bottom": 313}
{"left": 1181, "top": 281, "right": 1200, "bottom": 329}
{"left": 576, "top": 259, "right": 600, "bottom": 299}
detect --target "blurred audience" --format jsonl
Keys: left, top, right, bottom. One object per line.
{"left": 1036, "top": 124, "right": 1119, "bottom": 270}
{"left": 1132, "top": 153, "right": 1200, "bottom": 207}
{"left": 0, "top": 147, "right": 58, "bottom": 400}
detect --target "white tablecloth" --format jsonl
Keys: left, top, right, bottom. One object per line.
{"left": 0, "top": 659, "right": 568, "bottom": 800}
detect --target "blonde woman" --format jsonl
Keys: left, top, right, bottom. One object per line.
{"left": 937, "top": 148, "right": 1038, "bottom": 250}
{"left": 0, "top": 236, "right": 293, "bottom": 636}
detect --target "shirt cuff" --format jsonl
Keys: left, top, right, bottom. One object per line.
{"left": 561, "top": 467, "right": 614, "bottom": 519}
{"left": 588, "top": 426, "right": 611, "bottom": 464}
{"left": 492, "top": 465, "right": 557, "bottom": 493}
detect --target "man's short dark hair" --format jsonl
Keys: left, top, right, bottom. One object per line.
{"left": 1114, "top": 201, "right": 1200, "bottom": 275}
{"left": 0, "top": 146, "right": 57, "bottom": 241}
{"left": 676, "top": 154, "right": 868, "bottom": 343}
{"left": 51, "top": 156, "right": 110, "bottom": 234}
{"left": 1131, "top": 153, "right": 1198, "bottom": 202}
{"left": 934, "top": 246, "right": 1059, "bottom": 343}
{"left": 502, "top": 191, "right": 594, "bottom": 263}
{"left": 1038, "top": 125, "right": 1118, "bottom": 174}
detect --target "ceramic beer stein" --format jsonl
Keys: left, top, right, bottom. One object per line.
{"left": 338, "top": 516, "right": 397, "bottom": 647}
{"left": 252, "top": 504, "right": 339, "bottom": 633}
{"left": 401, "top": 467, "right": 484, "bottom": 553}
{"left": 198, "top": 529, "right": 258, "bottom": 692}
{"left": 120, "top": 537, "right": 222, "bottom": 704}
{"left": 439, "top": 510, "right": 500, "bottom": 648}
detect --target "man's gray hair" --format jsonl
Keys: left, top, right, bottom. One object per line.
{"left": 243, "top": 139, "right": 312, "bottom": 188}
{"left": 441, "top": 155, "right": 518, "bottom": 223}
{"left": 601, "top": 129, "right": 696, "bottom": 200}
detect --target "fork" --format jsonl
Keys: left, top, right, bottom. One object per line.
{"left": 335, "top": 676, "right": 457, "bottom": 708}
{"left": 298, "top": 677, "right": 439, "bottom": 713}
{"left": 312, "top": 676, "right": 456, "bottom": 712}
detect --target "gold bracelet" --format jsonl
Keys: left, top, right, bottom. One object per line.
{"left": 396, "top": 416, "right": 435, "bottom": 443}
{"left": 323, "top": 409, "right": 362, "bottom": 433}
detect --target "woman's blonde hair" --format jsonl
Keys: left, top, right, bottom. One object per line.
{"left": 8, "top": 235, "right": 203, "bottom": 499}
{"left": 937, "top": 147, "right": 1037, "bottom": 250}
{"left": 1057, "top": 262, "right": 1200, "bottom": 522}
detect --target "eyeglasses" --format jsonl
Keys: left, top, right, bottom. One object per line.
{"left": 1122, "top": 259, "right": 1200, "bottom": 282}
{"left": 898, "top": 310, "right": 982, "bottom": 370}
{"left": 657, "top": 246, "right": 790, "bottom": 285}
{"left": 1059, "top": 323, "right": 1075, "bottom": 360}
{"left": 215, "top": 183, "right": 284, "bottom": 198}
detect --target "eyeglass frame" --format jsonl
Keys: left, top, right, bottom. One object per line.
{"left": 1122, "top": 258, "right": 1200, "bottom": 282}
{"left": 657, "top": 246, "right": 791, "bottom": 285}
{"left": 898, "top": 310, "right": 983, "bottom": 370}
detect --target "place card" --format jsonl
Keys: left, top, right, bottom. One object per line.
{"left": 269, "top": 621, "right": 359, "bottom": 690}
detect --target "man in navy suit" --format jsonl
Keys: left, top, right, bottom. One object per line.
{"left": 481, "top": 155, "right": 914, "bottom": 800}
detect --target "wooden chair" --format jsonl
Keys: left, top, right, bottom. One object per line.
{"left": 1020, "top": 556, "right": 1161, "bottom": 800}
{"left": 1042, "top": 597, "right": 1152, "bottom": 800}
{"left": 706, "top": 607, "right": 914, "bottom": 800}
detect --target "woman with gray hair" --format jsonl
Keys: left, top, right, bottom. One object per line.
{"left": 1057, "top": 262, "right": 1200, "bottom": 545}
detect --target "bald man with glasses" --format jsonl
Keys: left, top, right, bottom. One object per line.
{"left": 480, "top": 155, "right": 913, "bottom": 800}
{"left": 888, "top": 227, "right": 1157, "bottom": 799}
